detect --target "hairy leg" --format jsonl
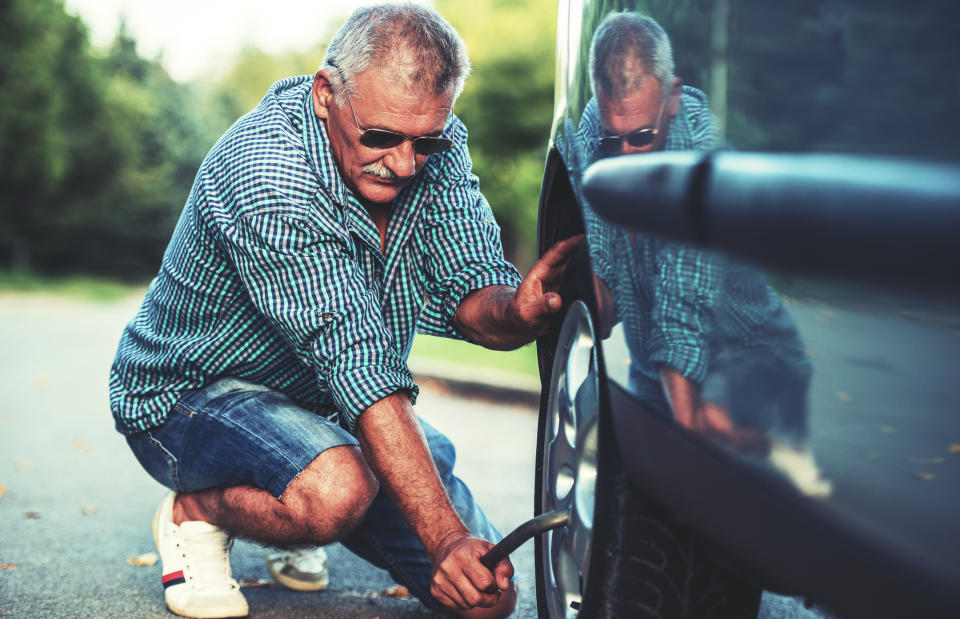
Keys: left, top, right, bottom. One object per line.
{"left": 173, "top": 444, "right": 378, "bottom": 547}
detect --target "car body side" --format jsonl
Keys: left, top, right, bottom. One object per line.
{"left": 534, "top": 1, "right": 960, "bottom": 617}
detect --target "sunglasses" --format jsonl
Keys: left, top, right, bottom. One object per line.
{"left": 330, "top": 65, "right": 453, "bottom": 156}
{"left": 597, "top": 94, "right": 668, "bottom": 157}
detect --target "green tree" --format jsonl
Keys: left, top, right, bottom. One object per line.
{"left": 0, "top": 0, "right": 98, "bottom": 269}
{"left": 43, "top": 24, "right": 213, "bottom": 277}
{"left": 212, "top": 45, "right": 325, "bottom": 118}
{"left": 439, "top": 0, "right": 557, "bottom": 270}
{"left": 0, "top": 1, "right": 217, "bottom": 279}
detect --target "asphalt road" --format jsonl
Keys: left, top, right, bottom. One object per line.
{"left": 0, "top": 291, "right": 890, "bottom": 619}
{"left": 0, "top": 292, "right": 541, "bottom": 618}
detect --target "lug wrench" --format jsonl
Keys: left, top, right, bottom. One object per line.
{"left": 479, "top": 509, "right": 571, "bottom": 573}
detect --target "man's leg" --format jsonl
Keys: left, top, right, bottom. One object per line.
{"left": 339, "top": 418, "right": 518, "bottom": 618}
{"left": 127, "top": 378, "right": 373, "bottom": 617}
{"left": 172, "top": 443, "right": 376, "bottom": 546}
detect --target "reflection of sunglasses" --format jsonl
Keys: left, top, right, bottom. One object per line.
{"left": 596, "top": 95, "right": 668, "bottom": 156}
{"left": 330, "top": 64, "right": 454, "bottom": 156}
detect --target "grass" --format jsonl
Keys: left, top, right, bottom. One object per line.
{"left": 409, "top": 334, "right": 540, "bottom": 380}
{"left": 0, "top": 270, "right": 146, "bottom": 302}
{"left": 0, "top": 270, "right": 540, "bottom": 378}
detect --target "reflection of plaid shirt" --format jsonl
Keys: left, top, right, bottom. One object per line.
{"left": 580, "top": 87, "right": 807, "bottom": 391}
{"left": 110, "top": 76, "right": 520, "bottom": 435}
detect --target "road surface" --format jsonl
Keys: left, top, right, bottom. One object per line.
{"left": 0, "top": 292, "right": 540, "bottom": 618}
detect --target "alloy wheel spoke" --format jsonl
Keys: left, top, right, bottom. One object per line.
{"left": 573, "top": 366, "right": 599, "bottom": 429}
{"left": 539, "top": 301, "right": 598, "bottom": 618}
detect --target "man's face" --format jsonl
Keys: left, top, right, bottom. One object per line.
{"left": 596, "top": 76, "right": 681, "bottom": 157}
{"left": 312, "top": 68, "right": 453, "bottom": 206}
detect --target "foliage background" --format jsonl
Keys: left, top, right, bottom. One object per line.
{"left": 0, "top": 0, "right": 557, "bottom": 280}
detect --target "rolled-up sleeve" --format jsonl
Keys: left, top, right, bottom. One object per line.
{"left": 414, "top": 127, "right": 522, "bottom": 339}
{"left": 223, "top": 208, "right": 417, "bottom": 432}
{"left": 648, "top": 244, "right": 723, "bottom": 384}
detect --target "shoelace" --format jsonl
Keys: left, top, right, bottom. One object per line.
{"left": 180, "top": 528, "right": 239, "bottom": 591}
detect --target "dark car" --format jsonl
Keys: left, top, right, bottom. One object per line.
{"left": 532, "top": 1, "right": 960, "bottom": 617}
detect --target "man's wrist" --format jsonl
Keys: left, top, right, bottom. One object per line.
{"left": 497, "top": 286, "right": 522, "bottom": 330}
{"left": 430, "top": 526, "right": 473, "bottom": 561}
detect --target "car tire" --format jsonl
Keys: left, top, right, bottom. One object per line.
{"left": 535, "top": 300, "right": 762, "bottom": 618}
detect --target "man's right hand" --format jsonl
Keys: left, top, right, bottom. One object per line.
{"left": 356, "top": 395, "right": 517, "bottom": 616}
{"left": 431, "top": 533, "right": 515, "bottom": 613}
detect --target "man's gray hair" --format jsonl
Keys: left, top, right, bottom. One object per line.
{"left": 322, "top": 3, "right": 471, "bottom": 104}
{"left": 589, "top": 12, "right": 674, "bottom": 101}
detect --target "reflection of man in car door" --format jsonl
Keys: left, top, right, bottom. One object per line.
{"left": 580, "top": 12, "right": 829, "bottom": 496}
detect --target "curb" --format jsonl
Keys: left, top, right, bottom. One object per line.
{"left": 408, "top": 358, "right": 542, "bottom": 409}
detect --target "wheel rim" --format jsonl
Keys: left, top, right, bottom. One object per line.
{"left": 539, "top": 301, "right": 600, "bottom": 618}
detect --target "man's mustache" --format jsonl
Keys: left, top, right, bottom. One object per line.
{"left": 362, "top": 161, "right": 399, "bottom": 180}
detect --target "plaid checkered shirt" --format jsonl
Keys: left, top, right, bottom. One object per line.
{"left": 576, "top": 87, "right": 809, "bottom": 395}
{"left": 109, "top": 76, "right": 521, "bottom": 435}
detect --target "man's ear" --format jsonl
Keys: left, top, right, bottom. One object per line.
{"left": 312, "top": 69, "right": 335, "bottom": 120}
{"left": 668, "top": 77, "right": 683, "bottom": 116}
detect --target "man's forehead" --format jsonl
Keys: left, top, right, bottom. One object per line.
{"left": 597, "top": 82, "right": 663, "bottom": 130}
{"left": 352, "top": 66, "right": 454, "bottom": 109}
{"left": 598, "top": 77, "right": 662, "bottom": 111}
{"left": 348, "top": 67, "right": 453, "bottom": 135}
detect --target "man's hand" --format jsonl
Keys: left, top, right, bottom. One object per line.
{"left": 454, "top": 235, "right": 584, "bottom": 350}
{"left": 431, "top": 534, "right": 515, "bottom": 611}
{"left": 356, "top": 395, "right": 517, "bottom": 616}
{"left": 660, "top": 368, "right": 770, "bottom": 452}
{"left": 508, "top": 234, "right": 585, "bottom": 335}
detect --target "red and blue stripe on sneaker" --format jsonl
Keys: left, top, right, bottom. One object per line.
{"left": 162, "top": 570, "right": 186, "bottom": 589}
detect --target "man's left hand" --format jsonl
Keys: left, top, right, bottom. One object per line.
{"left": 507, "top": 234, "right": 585, "bottom": 336}
{"left": 454, "top": 235, "right": 584, "bottom": 350}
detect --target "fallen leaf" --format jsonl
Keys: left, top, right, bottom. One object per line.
{"left": 381, "top": 585, "right": 409, "bottom": 599}
{"left": 24, "top": 511, "right": 40, "bottom": 519}
{"left": 949, "top": 444, "right": 960, "bottom": 454}
{"left": 126, "top": 552, "right": 158, "bottom": 567}
{"left": 34, "top": 374, "right": 52, "bottom": 390}
{"left": 239, "top": 578, "right": 274, "bottom": 588}
{"left": 914, "top": 471, "right": 936, "bottom": 481}
{"left": 880, "top": 426, "right": 897, "bottom": 435}
{"left": 341, "top": 590, "right": 379, "bottom": 599}
{"left": 73, "top": 440, "right": 91, "bottom": 453}
{"left": 908, "top": 457, "right": 945, "bottom": 464}
{"left": 0, "top": 483, "right": 5, "bottom": 499}
{"left": 837, "top": 392, "right": 852, "bottom": 403}
{"left": 81, "top": 505, "right": 99, "bottom": 516}
{"left": 14, "top": 460, "right": 35, "bottom": 472}
{"left": 0, "top": 564, "right": 16, "bottom": 570}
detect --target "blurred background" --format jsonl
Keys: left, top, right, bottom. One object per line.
{"left": 0, "top": 0, "right": 556, "bottom": 373}
{"left": 0, "top": 0, "right": 554, "bottom": 284}
{"left": 0, "top": 3, "right": 551, "bottom": 615}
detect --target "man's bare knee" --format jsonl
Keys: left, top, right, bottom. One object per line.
{"left": 280, "top": 445, "right": 378, "bottom": 543}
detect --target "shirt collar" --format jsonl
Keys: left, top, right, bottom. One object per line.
{"left": 301, "top": 80, "right": 350, "bottom": 208}
{"left": 664, "top": 86, "right": 717, "bottom": 151}
{"left": 300, "top": 84, "right": 388, "bottom": 257}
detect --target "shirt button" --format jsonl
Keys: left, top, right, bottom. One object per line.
{"left": 322, "top": 312, "right": 333, "bottom": 321}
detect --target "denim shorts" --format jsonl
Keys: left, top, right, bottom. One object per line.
{"left": 126, "top": 377, "right": 502, "bottom": 609}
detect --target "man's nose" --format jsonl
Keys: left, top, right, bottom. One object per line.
{"left": 622, "top": 141, "right": 653, "bottom": 156}
{"left": 385, "top": 140, "right": 418, "bottom": 179}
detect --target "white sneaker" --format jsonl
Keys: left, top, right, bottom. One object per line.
{"left": 152, "top": 492, "right": 249, "bottom": 618}
{"left": 769, "top": 442, "right": 834, "bottom": 499}
{"left": 265, "top": 546, "right": 330, "bottom": 591}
